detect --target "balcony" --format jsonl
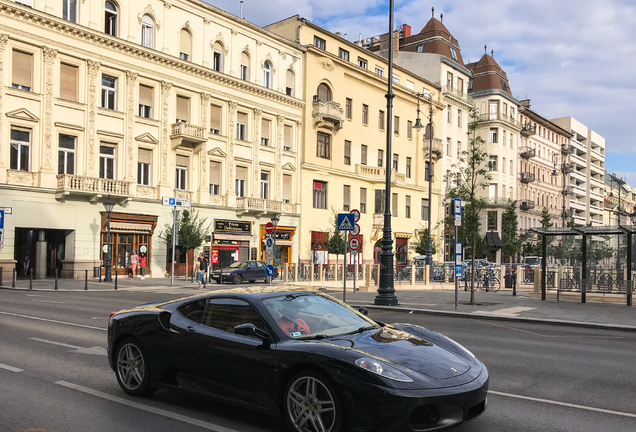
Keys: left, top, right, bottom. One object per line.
{"left": 520, "top": 200, "right": 535, "bottom": 211}
{"left": 520, "top": 172, "right": 536, "bottom": 183}
{"left": 355, "top": 164, "right": 405, "bottom": 183}
{"left": 520, "top": 123, "right": 536, "bottom": 137}
{"left": 519, "top": 146, "right": 536, "bottom": 158}
{"left": 422, "top": 137, "right": 443, "bottom": 160}
{"left": 56, "top": 174, "right": 132, "bottom": 200}
{"left": 561, "top": 144, "right": 574, "bottom": 155}
{"left": 312, "top": 100, "right": 344, "bottom": 132}
{"left": 480, "top": 112, "right": 520, "bottom": 128}
{"left": 519, "top": 229, "right": 537, "bottom": 239}
{"left": 487, "top": 197, "right": 512, "bottom": 208}
{"left": 236, "top": 197, "right": 298, "bottom": 215}
{"left": 563, "top": 186, "right": 574, "bottom": 195}
{"left": 170, "top": 122, "right": 207, "bottom": 149}
{"left": 563, "top": 163, "right": 574, "bottom": 174}
{"left": 442, "top": 85, "right": 473, "bottom": 105}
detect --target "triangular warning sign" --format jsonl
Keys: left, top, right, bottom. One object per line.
{"left": 338, "top": 216, "right": 354, "bottom": 230}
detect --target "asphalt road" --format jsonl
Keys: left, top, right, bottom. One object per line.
{"left": 1, "top": 289, "right": 634, "bottom": 432}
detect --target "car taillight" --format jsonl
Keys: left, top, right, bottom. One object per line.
{"left": 108, "top": 311, "right": 118, "bottom": 328}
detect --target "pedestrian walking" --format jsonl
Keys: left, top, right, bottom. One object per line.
{"left": 139, "top": 253, "right": 147, "bottom": 280}
{"left": 196, "top": 256, "right": 204, "bottom": 290}
{"left": 130, "top": 250, "right": 139, "bottom": 278}
{"left": 199, "top": 252, "right": 208, "bottom": 288}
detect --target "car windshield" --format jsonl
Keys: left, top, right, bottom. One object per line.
{"left": 525, "top": 258, "right": 541, "bottom": 266}
{"left": 228, "top": 262, "right": 248, "bottom": 269}
{"left": 261, "top": 293, "right": 378, "bottom": 339}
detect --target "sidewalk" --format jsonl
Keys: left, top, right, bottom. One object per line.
{"left": 2, "top": 276, "right": 635, "bottom": 331}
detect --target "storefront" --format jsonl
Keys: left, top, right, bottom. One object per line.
{"left": 259, "top": 224, "right": 296, "bottom": 267}
{"left": 211, "top": 219, "right": 252, "bottom": 269}
{"left": 101, "top": 212, "right": 157, "bottom": 277}
{"left": 395, "top": 233, "right": 412, "bottom": 266}
{"left": 309, "top": 231, "right": 329, "bottom": 264}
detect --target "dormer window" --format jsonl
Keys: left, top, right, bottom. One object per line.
{"left": 450, "top": 47, "right": 458, "bottom": 60}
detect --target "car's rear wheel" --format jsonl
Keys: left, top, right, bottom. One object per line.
{"left": 233, "top": 274, "right": 242, "bottom": 284}
{"left": 284, "top": 370, "right": 343, "bottom": 432}
{"left": 115, "top": 338, "right": 153, "bottom": 396}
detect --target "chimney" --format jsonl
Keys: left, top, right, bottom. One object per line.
{"left": 519, "top": 99, "right": 531, "bottom": 110}
{"left": 402, "top": 24, "right": 411, "bottom": 38}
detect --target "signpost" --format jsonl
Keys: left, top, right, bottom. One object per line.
{"left": 338, "top": 211, "right": 359, "bottom": 302}
{"left": 453, "top": 198, "right": 462, "bottom": 310}
{"left": 162, "top": 197, "right": 191, "bottom": 207}
{"left": 265, "top": 222, "right": 274, "bottom": 234}
{"left": 0, "top": 209, "right": 4, "bottom": 249}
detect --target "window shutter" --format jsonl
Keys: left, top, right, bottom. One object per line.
{"left": 210, "top": 105, "right": 222, "bottom": 130}
{"left": 236, "top": 166, "right": 247, "bottom": 181}
{"left": 286, "top": 70, "right": 294, "bottom": 93}
{"left": 361, "top": 145, "right": 367, "bottom": 163}
{"left": 176, "top": 155, "right": 188, "bottom": 167}
{"left": 176, "top": 96, "right": 189, "bottom": 121}
{"left": 139, "top": 85, "right": 153, "bottom": 107}
{"left": 284, "top": 125, "right": 292, "bottom": 147}
{"left": 180, "top": 29, "right": 190, "bottom": 54}
{"left": 138, "top": 148, "right": 152, "bottom": 164}
{"left": 237, "top": 112, "right": 247, "bottom": 124}
{"left": 12, "top": 50, "right": 32, "bottom": 88}
{"left": 283, "top": 174, "right": 292, "bottom": 200}
{"left": 210, "top": 161, "right": 221, "bottom": 184}
{"left": 60, "top": 63, "right": 78, "bottom": 101}
{"left": 261, "top": 119, "right": 270, "bottom": 139}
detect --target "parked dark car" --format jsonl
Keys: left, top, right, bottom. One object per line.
{"left": 211, "top": 260, "right": 279, "bottom": 284}
{"left": 107, "top": 289, "right": 489, "bottom": 432}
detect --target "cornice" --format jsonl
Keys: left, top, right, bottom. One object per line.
{"left": 469, "top": 88, "right": 520, "bottom": 106}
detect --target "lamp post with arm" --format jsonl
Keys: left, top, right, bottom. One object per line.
{"left": 103, "top": 195, "right": 115, "bottom": 282}
{"left": 413, "top": 91, "right": 434, "bottom": 268}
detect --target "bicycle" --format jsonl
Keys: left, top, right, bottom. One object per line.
{"left": 476, "top": 268, "right": 501, "bottom": 292}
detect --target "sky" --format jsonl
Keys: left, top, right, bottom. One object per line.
{"left": 204, "top": 0, "right": 636, "bottom": 184}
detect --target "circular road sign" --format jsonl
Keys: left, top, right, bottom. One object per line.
{"left": 348, "top": 237, "right": 360, "bottom": 251}
{"left": 351, "top": 223, "right": 361, "bottom": 236}
{"left": 265, "top": 222, "right": 274, "bottom": 234}
{"left": 350, "top": 209, "right": 361, "bottom": 222}
{"left": 265, "top": 264, "right": 275, "bottom": 277}
{"left": 266, "top": 238, "right": 274, "bottom": 249}
{"left": 140, "top": 245, "right": 147, "bottom": 253}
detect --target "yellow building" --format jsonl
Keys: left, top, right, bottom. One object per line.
{"left": 0, "top": 0, "right": 304, "bottom": 278}
{"left": 267, "top": 17, "right": 444, "bottom": 266}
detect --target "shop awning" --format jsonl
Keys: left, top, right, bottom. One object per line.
{"left": 486, "top": 231, "right": 501, "bottom": 248}
{"left": 395, "top": 232, "right": 412, "bottom": 239}
{"left": 213, "top": 233, "right": 252, "bottom": 242}
{"left": 110, "top": 222, "right": 153, "bottom": 234}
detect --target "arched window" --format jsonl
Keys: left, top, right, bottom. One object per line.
{"left": 141, "top": 14, "right": 154, "bottom": 49}
{"left": 240, "top": 51, "right": 250, "bottom": 81}
{"left": 179, "top": 29, "right": 191, "bottom": 61}
{"left": 316, "top": 83, "right": 331, "bottom": 102}
{"left": 105, "top": 1, "right": 118, "bottom": 36}
{"left": 63, "top": 0, "right": 77, "bottom": 23}
{"left": 263, "top": 61, "right": 272, "bottom": 89}
{"left": 286, "top": 69, "right": 295, "bottom": 97}
{"left": 212, "top": 42, "right": 224, "bottom": 73}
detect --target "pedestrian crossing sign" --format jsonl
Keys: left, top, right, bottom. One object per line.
{"left": 337, "top": 213, "right": 355, "bottom": 231}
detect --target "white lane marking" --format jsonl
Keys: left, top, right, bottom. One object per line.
{"left": 474, "top": 306, "right": 536, "bottom": 317}
{"left": 0, "top": 363, "right": 24, "bottom": 373}
{"left": 490, "top": 390, "right": 636, "bottom": 418}
{"left": 0, "top": 311, "right": 105, "bottom": 331}
{"left": 32, "top": 300, "right": 66, "bottom": 304}
{"left": 30, "top": 337, "right": 107, "bottom": 356}
{"left": 56, "top": 381, "right": 243, "bottom": 432}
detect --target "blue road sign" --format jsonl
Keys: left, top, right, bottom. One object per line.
{"left": 453, "top": 198, "right": 462, "bottom": 215}
{"left": 337, "top": 213, "right": 355, "bottom": 231}
{"left": 266, "top": 238, "right": 274, "bottom": 248}
{"left": 0, "top": 210, "right": 4, "bottom": 229}
{"left": 265, "top": 264, "right": 275, "bottom": 277}
{"left": 455, "top": 265, "right": 462, "bottom": 278}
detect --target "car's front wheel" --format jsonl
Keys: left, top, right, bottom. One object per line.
{"left": 233, "top": 274, "right": 242, "bottom": 284}
{"left": 115, "top": 338, "right": 153, "bottom": 396}
{"left": 284, "top": 370, "right": 343, "bottom": 432}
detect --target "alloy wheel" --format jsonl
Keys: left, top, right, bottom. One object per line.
{"left": 117, "top": 342, "right": 145, "bottom": 391}
{"left": 287, "top": 376, "right": 336, "bottom": 432}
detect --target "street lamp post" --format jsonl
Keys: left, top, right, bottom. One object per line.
{"left": 271, "top": 214, "right": 280, "bottom": 269}
{"left": 103, "top": 195, "right": 115, "bottom": 282}
{"left": 413, "top": 91, "right": 434, "bottom": 267}
{"left": 551, "top": 159, "right": 569, "bottom": 227}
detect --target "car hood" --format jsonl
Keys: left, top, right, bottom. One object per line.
{"left": 326, "top": 325, "right": 471, "bottom": 380}
{"left": 212, "top": 267, "right": 243, "bottom": 273}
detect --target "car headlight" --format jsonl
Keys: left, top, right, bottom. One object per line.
{"left": 444, "top": 336, "right": 475, "bottom": 359}
{"left": 355, "top": 358, "right": 413, "bottom": 382}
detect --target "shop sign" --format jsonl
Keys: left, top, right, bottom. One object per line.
{"left": 213, "top": 239, "right": 239, "bottom": 246}
{"left": 214, "top": 219, "right": 252, "bottom": 233}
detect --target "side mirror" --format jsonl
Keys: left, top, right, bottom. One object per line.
{"left": 234, "top": 323, "right": 269, "bottom": 340}
{"left": 358, "top": 307, "right": 368, "bottom": 316}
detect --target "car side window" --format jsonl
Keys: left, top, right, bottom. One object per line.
{"left": 177, "top": 299, "right": 208, "bottom": 323}
{"left": 256, "top": 262, "right": 265, "bottom": 268}
{"left": 248, "top": 262, "right": 255, "bottom": 269}
{"left": 202, "top": 298, "right": 267, "bottom": 334}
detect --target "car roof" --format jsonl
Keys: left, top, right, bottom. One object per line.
{"left": 168, "top": 286, "right": 322, "bottom": 304}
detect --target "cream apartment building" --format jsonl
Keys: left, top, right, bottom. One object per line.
{"left": 267, "top": 16, "right": 444, "bottom": 265}
{"left": 0, "top": 0, "right": 304, "bottom": 278}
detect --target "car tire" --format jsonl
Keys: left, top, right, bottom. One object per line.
{"left": 233, "top": 274, "right": 242, "bottom": 284}
{"left": 283, "top": 370, "right": 343, "bottom": 432}
{"left": 115, "top": 338, "right": 153, "bottom": 397}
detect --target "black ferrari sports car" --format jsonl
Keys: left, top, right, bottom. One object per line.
{"left": 107, "top": 288, "right": 488, "bottom": 432}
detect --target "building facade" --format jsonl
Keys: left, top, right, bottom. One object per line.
{"left": 0, "top": 0, "right": 304, "bottom": 278}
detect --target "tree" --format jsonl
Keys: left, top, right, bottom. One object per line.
{"left": 540, "top": 208, "right": 553, "bottom": 228}
{"left": 415, "top": 228, "right": 438, "bottom": 256}
{"left": 327, "top": 210, "right": 346, "bottom": 267}
{"left": 502, "top": 201, "right": 522, "bottom": 263}
{"left": 445, "top": 107, "right": 493, "bottom": 305}
{"left": 159, "top": 209, "right": 210, "bottom": 279}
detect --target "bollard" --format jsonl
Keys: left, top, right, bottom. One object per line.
{"left": 464, "top": 271, "right": 468, "bottom": 291}
{"left": 55, "top": 269, "right": 58, "bottom": 290}
{"left": 512, "top": 271, "right": 517, "bottom": 297}
{"left": 12, "top": 268, "right": 16, "bottom": 288}
{"left": 0, "top": 267, "right": 3, "bottom": 286}
{"left": 115, "top": 267, "right": 118, "bottom": 290}
{"left": 85, "top": 269, "right": 88, "bottom": 290}
{"left": 29, "top": 268, "right": 33, "bottom": 290}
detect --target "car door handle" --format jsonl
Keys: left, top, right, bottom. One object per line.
{"left": 186, "top": 326, "right": 197, "bottom": 332}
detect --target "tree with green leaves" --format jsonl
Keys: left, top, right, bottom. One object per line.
{"left": 445, "top": 107, "right": 493, "bottom": 305}
{"left": 502, "top": 201, "right": 522, "bottom": 263}
{"left": 159, "top": 209, "right": 210, "bottom": 279}
{"left": 327, "top": 209, "right": 346, "bottom": 268}
{"left": 540, "top": 208, "right": 553, "bottom": 228}
{"left": 415, "top": 228, "right": 438, "bottom": 256}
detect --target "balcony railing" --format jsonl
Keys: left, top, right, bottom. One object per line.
{"left": 520, "top": 123, "right": 536, "bottom": 137}
{"left": 312, "top": 100, "right": 344, "bottom": 132}
{"left": 56, "top": 174, "right": 131, "bottom": 196}
{"left": 422, "top": 137, "right": 443, "bottom": 159}
{"left": 561, "top": 144, "right": 574, "bottom": 155}
{"left": 480, "top": 112, "right": 520, "bottom": 128}
{"left": 519, "top": 229, "right": 537, "bottom": 239}
{"left": 520, "top": 172, "right": 536, "bottom": 183}
{"left": 355, "top": 165, "right": 405, "bottom": 183}
{"left": 563, "top": 163, "right": 575, "bottom": 174}
{"left": 519, "top": 146, "right": 536, "bottom": 158}
{"left": 170, "top": 122, "right": 208, "bottom": 146}
{"left": 520, "top": 200, "right": 535, "bottom": 211}
{"left": 442, "top": 85, "right": 473, "bottom": 105}
{"left": 487, "top": 197, "right": 512, "bottom": 208}
{"left": 563, "top": 186, "right": 574, "bottom": 195}
{"left": 236, "top": 197, "right": 282, "bottom": 212}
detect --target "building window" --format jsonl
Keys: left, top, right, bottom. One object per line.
{"left": 338, "top": 48, "right": 349, "bottom": 61}
{"left": 263, "top": 61, "right": 272, "bottom": 89}
{"left": 210, "top": 104, "right": 222, "bottom": 134}
{"left": 421, "top": 199, "right": 429, "bottom": 220}
{"left": 417, "top": 44, "right": 424, "bottom": 53}
{"left": 284, "top": 124, "right": 293, "bottom": 151}
{"left": 58, "top": 134, "right": 76, "bottom": 175}
{"left": 489, "top": 128, "right": 498, "bottom": 143}
{"left": 502, "top": 157, "right": 507, "bottom": 174}
{"left": 99, "top": 145, "right": 116, "bottom": 179}
{"left": 101, "top": 75, "right": 117, "bottom": 110}
{"left": 261, "top": 119, "right": 271, "bottom": 146}
{"left": 10, "top": 128, "right": 30, "bottom": 172}
{"left": 489, "top": 101, "right": 499, "bottom": 120}
{"left": 12, "top": 50, "right": 33, "bottom": 91}
{"left": 392, "top": 193, "right": 398, "bottom": 217}
{"left": 179, "top": 28, "right": 191, "bottom": 61}
{"left": 425, "top": 161, "right": 432, "bottom": 181}
{"left": 450, "top": 47, "right": 458, "bottom": 61}
{"left": 317, "top": 132, "right": 331, "bottom": 159}
{"left": 240, "top": 52, "right": 250, "bottom": 81}
{"left": 213, "top": 43, "right": 223, "bottom": 72}
{"left": 59, "top": 63, "right": 78, "bottom": 101}
{"left": 346, "top": 98, "right": 352, "bottom": 119}
{"left": 447, "top": 72, "right": 453, "bottom": 88}
{"left": 468, "top": 78, "right": 473, "bottom": 91}
{"left": 375, "top": 66, "right": 384, "bottom": 76}
{"left": 176, "top": 95, "right": 189, "bottom": 123}
{"left": 209, "top": 161, "right": 221, "bottom": 195}
{"left": 357, "top": 57, "right": 367, "bottom": 69}
{"left": 447, "top": 105, "right": 452, "bottom": 123}
{"left": 313, "top": 181, "right": 327, "bottom": 209}
{"left": 316, "top": 83, "right": 332, "bottom": 102}
{"left": 283, "top": 174, "right": 292, "bottom": 204}
{"left": 379, "top": 110, "right": 385, "bottom": 130}
{"left": 489, "top": 156, "right": 498, "bottom": 171}
{"left": 141, "top": 14, "right": 154, "bottom": 48}
{"left": 374, "top": 190, "right": 385, "bottom": 214}
{"left": 344, "top": 140, "right": 351, "bottom": 165}
{"left": 313, "top": 36, "right": 326, "bottom": 50}
{"left": 406, "top": 157, "right": 412, "bottom": 178}
{"left": 235, "top": 166, "right": 247, "bottom": 197}
{"left": 63, "top": 0, "right": 77, "bottom": 23}
{"left": 457, "top": 109, "right": 462, "bottom": 127}
{"left": 176, "top": 163, "right": 188, "bottom": 191}
{"left": 260, "top": 172, "right": 270, "bottom": 199}
{"left": 343, "top": 185, "right": 350, "bottom": 212}
{"left": 392, "top": 153, "right": 398, "bottom": 171}
{"left": 406, "top": 80, "right": 415, "bottom": 90}
{"left": 405, "top": 195, "right": 411, "bottom": 218}
{"left": 457, "top": 77, "right": 464, "bottom": 93}
{"left": 361, "top": 144, "right": 368, "bottom": 166}
{"left": 377, "top": 149, "right": 384, "bottom": 167}
{"left": 286, "top": 69, "right": 295, "bottom": 96}
{"left": 236, "top": 112, "right": 247, "bottom": 141}
{"left": 394, "top": 116, "right": 399, "bottom": 135}
{"left": 392, "top": 74, "right": 399, "bottom": 84}
{"left": 362, "top": 104, "right": 368, "bottom": 125}
{"left": 138, "top": 84, "right": 153, "bottom": 118}
{"left": 138, "top": 148, "right": 152, "bottom": 186}
{"left": 487, "top": 211, "right": 497, "bottom": 231}
{"left": 446, "top": 138, "right": 451, "bottom": 156}
{"left": 407, "top": 120, "right": 412, "bottom": 139}
{"left": 104, "top": 1, "right": 118, "bottom": 36}
{"left": 457, "top": 141, "right": 461, "bottom": 158}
